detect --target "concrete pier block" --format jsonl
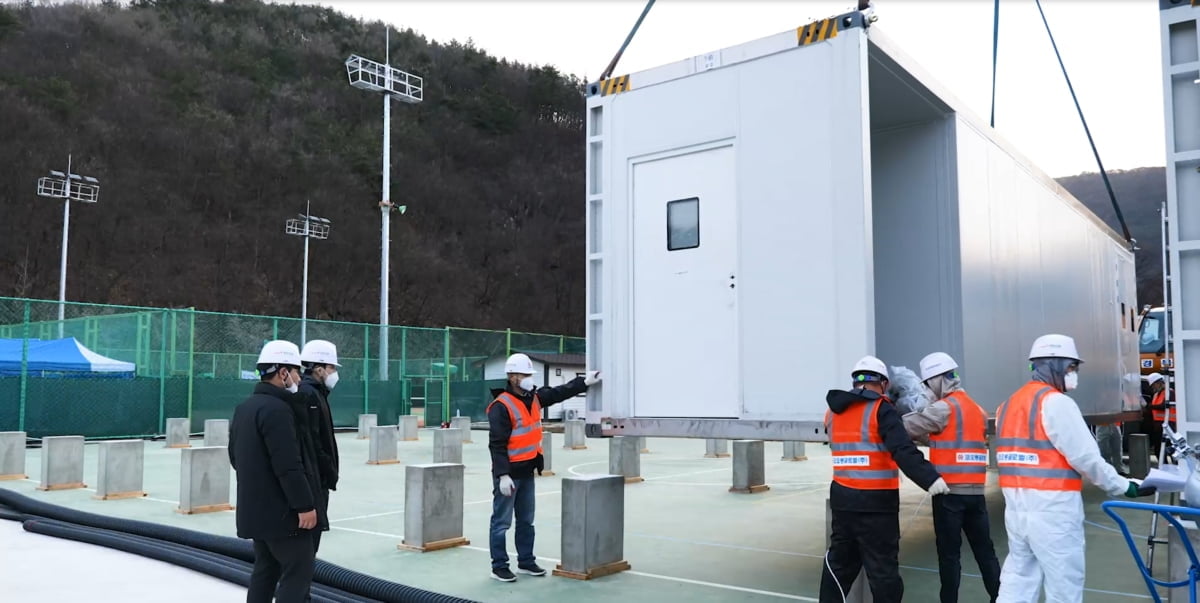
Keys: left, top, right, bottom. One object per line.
{"left": 358, "top": 414, "right": 377, "bottom": 439}
{"left": 95, "top": 440, "right": 146, "bottom": 500}
{"left": 988, "top": 434, "right": 998, "bottom": 470}
{"left": 538, "top": 431, "right": 555, "bottom": 477}
{"left": 0, "top": 432, "right": 26, "bottom": 480}
{"left": 704, "top": 438, "right": 730, "bottom": 458}
{"left": 450, "top": 416, "right": 473, "bottom": 443}
{"left": 564, "top": 419, "right": 587, "bottom": 450}
{"left": 397, "top": 463, "right": 469, "bottom": 552}
{"left": 399, "top": 415, "right": 420, "bottom": 441}
{"left": 433, "top": 428, "right": 463, "bottom": 464}
{"left": 203, "top": 419, "right": 229, "bottom": 447}
{"left": 177, "top": 447, "right": 232, "bottom": 514}
{"left": 637, "top": 436, "right": 650, "bottom": 454}
{"left": 608, "top": 436, "right": 643, "bottom": 484}
{"left": 1130, "top": 433, "right": 1150, "bottom": 480}
{"left": 730, "top": 440, "right": 769, "bottom": 494}
{"left": 554, "top": 475, "right": 631, "bottom": 580}
{"left": 368, "top": 425, "right": 400, "bottom": 465}
{"left": 38, "top": 435, "right": 86, "bottom": 491}
{"left": 782, "top": 441, "right": 808, "bottom": 461}
{"left": 166, "top": 418, "right": 190, "bottom": 448}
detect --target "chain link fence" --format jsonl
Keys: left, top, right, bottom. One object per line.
{"left": 0, "top": 297, "right": 585, "bottom": 439}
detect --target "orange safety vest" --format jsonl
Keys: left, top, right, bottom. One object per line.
{"left": 487, "top": 392, "right": 544, "bottom": 462}
{"left": 1151, "top": 390, "right": 1175, "bottom": 423}
{"left": 830, "top": 398, "right": 900, "bottom": 490}
{"left": 995, "top": 382, "right": 1082, "bottom": 492}
{"left": 928, "top": 391, "right": 989, "bottom": 486}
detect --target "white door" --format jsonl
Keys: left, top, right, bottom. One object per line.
{"left": 631, "top": 145, "right": 738, "bottom": 418}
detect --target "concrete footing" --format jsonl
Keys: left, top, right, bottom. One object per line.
{"left": 397, "top": 463, "right": 469, "bottom": 552}
{"left": 637, "top": 436, "right": 650, "bottom": 454}
{"left": 433, "top": 428, "right": 463, "bottom": 464}
{"left": 38, "top": 435, "right": 86, "bottom": 491}
{"left": 165, "top": 418, "right": 190, "bottom": 448}
{"left": 368, "top": 425, "right": 400, "bottom": 465}
{"left": 988, "top": 434, "right": 998, "bottom": 470}
{"left": 358, "top": 414, "right": 377, "bottom": 439}
{"left": 177, "top": 447, "right": 232, "bottom": 514}
{"left": 730, "top": 440, "right": 769, "bottom": 494}
{"left": 782, "top": 441, "right": 808, "bottom": 461}
{"left": 538, "top": 431, "right": 555, "bottom": 477}
{"left": 450, "top": 416, "right": 473, "bottom": 443}
{"left": 608, "top": 436, "right": 643, "bottom": 484}
{"left": 203, "top": 419, "right": 229, "bottom": 447}
{"left": 1130, "top": 433, "right": 1150, "bottom": 479}
{"left": 704, "top": 439, "right": 730, "bottom": 458}
{"left": 554, "top": 474, "right": 631, "bottom": 580}
{"left": 564, "top": 419, "right": 587, "bottom": 450}
{"left": 96, "top": 440, "right": 146, "bottom": 500}
{"left": 0, "top": 431, "right": 26, "bottom": 480}
{"left": 399, "top": 415, "right": 420, "bottom": 441}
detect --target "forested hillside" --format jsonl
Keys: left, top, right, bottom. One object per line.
{"left": 0, "top": 1, "right": 1169, "bottom": 336}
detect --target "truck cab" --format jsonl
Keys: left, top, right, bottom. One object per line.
{"left": 1138, "top": 306, "right": 1173, "bottom": 380}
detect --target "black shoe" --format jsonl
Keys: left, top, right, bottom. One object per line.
{"left": 516, "top": 563, "right": 547, "bottom": 577}
{"left": 490, "top": 567, "right": 516, "bottom": 582}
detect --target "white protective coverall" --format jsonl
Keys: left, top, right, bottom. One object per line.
{"left": 996, "top": 390, "right": 1129, "bottom": 603}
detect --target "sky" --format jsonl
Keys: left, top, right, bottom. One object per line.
{"left": 313, "top": 0, "right": 1168, "bottom": 179}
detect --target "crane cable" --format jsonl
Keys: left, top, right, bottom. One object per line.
{"left": 1029, "top": 0, "right": 1136, "bottom": 248}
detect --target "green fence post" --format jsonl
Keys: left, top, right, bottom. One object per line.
{"left": 18, "top": 300, "right": 30, "bottom": 432}
{"left": 560, "top": 334, "right": 565, "bottom": 354}
{"left": 159, "top": 310, "right": 168, "bottom": 433}
{"left": 363, "top": 324, "right": 370, "bottom": 416}
{"left": 400, "top": 327, "right": 408, "bottom": 414}
{"left": 187, "top": 308, "right": 196, "bottom": 429}
{"left": 443, "top": 326, "right": 451, "bottom": 423}
{"left": 506, "top": 328, "right": 512, "bottom": 357}
{"left": 170, "top": 310, "right": 177, "bottom": 374}
{"left": 272, "top": 318, "right": 279, "bottom": 340}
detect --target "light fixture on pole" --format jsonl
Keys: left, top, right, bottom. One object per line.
{"left": 36, "top": 154, "right": 100, "bottom": 338}
{"left": 345, "top": 27, "right": 422, "bottom": 381}
{"left": 285, "top": 202, "right": 331, "bottom": 347}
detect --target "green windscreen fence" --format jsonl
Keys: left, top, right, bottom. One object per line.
{"left": 0, "top": 297, "right": 584, "bottom": 439}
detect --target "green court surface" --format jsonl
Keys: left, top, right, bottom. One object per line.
{"left": 0, "top": 433, "right": 1160, "bottom": 602}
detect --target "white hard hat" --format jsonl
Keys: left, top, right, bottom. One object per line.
{"left": 257, "top": 340, "right": 302, "bottom": 368}
{"left": 919, "top": 352, "right": 959, "bottom": 382}
{"left": 505, "top": 353, "right": 535, "bottom": 375}
{"left": 851, "top": 356, "right": 888, "bottom": 381}
{"left": 1148, "top": 373, "right": 1165, "bottom": 386}
{"left": 300, "top": 339, "right": 340, "bottom": 367}
{"left": 1028, "top": 334, "right": 1082, "bottom": 363}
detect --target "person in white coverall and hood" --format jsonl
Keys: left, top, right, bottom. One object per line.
{"left": 995, "top": 334, "right": 1156, "bottom": 603}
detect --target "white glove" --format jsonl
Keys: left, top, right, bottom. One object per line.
{"left": 499, "top": 475, "right": 515, "bottom": 497}
{"left": 927, "top": 477, "right": 950, "bottom": 496}
{"left": 584, "top": 371, "right": 601, "bottom": 386}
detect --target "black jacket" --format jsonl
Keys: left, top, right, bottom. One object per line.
{"left": 298, "top": 375, "right": 340, "bottom": 492}
{"left": 228, "top": 382, "right": 326, "bottom": 540}
{"left": 825, "top": 388, "right": 941, "bottom": 513}
{"left": 489, "top": 377, "right": 588, "bottom": 479}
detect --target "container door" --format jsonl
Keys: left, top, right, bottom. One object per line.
{"left": 631, "top": 144, "right": 738, "bottom": 418}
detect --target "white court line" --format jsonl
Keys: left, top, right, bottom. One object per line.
{"left": 19, "top": 478, "right": 179, "bottom": 505}
{"left": 330, "top": 509, "right": 407, "bottom": 524}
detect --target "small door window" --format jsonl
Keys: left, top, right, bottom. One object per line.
{"left": 667, "top": 197, "right": 700, "bottom": 251}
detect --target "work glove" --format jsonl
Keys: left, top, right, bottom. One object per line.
{"left": 499, "top": 474, "right": 515, "bottom": 497}
{"left": 1125, "top": 481, "right": 1157, "bottom": 498}
{"left": 927, "top": 477, "right": 950, "bottom": 496}
{"left": 584, "top": 371, "right": 601, "bottom": 387}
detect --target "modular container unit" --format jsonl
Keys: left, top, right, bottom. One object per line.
{"left": 583, "top": 9, "right": 1140, "bottom": 441}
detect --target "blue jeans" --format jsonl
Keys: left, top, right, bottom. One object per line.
{"left": 489, "top": 475, "right": 536, "bottom": 569}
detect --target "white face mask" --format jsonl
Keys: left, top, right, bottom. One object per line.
{"left": 284, "top": 370, "right": 300, "bottom": 394}
{"left": 1064, "top": 371, "right": 1079, "bottom": 391}
{"left": 519, "top": 376, "right": 536, "bottom": 392}
{"left": 324, "top": 371, "right": 339, "bottom": 390}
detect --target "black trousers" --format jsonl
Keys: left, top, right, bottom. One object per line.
{"left": 248, "top": 535, "right": 315, "bottom": 603}
{"left": 932, "top": 494, "right": 1001, "bottom": 603}
{"left": 820, "top": 510, "right": 902, "bottom": 603}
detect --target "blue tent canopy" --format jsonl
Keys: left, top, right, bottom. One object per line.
{"left": 0, "top": 338, "right": 136, "bottom": 377}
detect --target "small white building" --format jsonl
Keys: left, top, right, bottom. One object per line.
{"left": 482, "top": 352, "right": 587, "bottom": 421}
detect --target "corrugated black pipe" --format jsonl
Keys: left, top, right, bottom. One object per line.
{"left": 21, "top": 518, "right": 369, "bottom": 603}
{"left": 0, "top": 489, "right": 479, "bottom": 603}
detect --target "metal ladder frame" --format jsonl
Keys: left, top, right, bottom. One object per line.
{"left": 1148, "top": 201, "right": 1179, "bottom": 574}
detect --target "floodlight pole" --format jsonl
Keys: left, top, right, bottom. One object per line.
{"left": 380, "top": 37, "right": 391, "bottom": 381}
{"left": 302, "top": 200, "right": 312, "bottom": 346}
{"left": 57, "top": 154, "right": 72, "bottom": 336}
